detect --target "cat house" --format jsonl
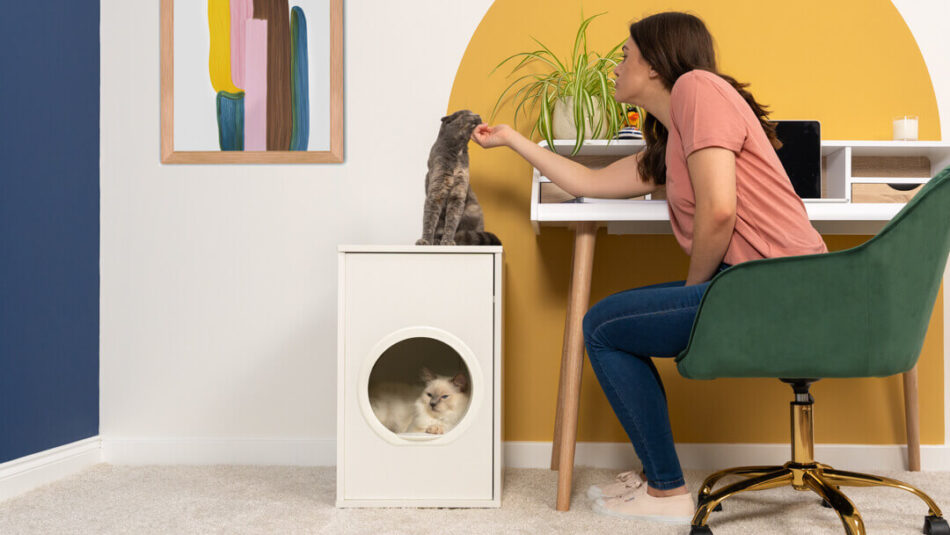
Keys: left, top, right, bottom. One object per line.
{"left": 336, "top": 245, "right": 503, "bottom": 507}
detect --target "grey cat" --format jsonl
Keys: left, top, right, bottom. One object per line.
{"left": 416, "top": 110, "right": 501, "bottom": 246}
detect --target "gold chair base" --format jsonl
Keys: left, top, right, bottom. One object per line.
{"left": 691, "top": 461, "right": 945, "bottom": 534}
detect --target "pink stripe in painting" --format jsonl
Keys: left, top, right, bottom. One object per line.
{"left": 229, "top": 0, "right": 248, "bottom": 89}
{"left": 244, "top": 19, "right": 268, "bottom": 151}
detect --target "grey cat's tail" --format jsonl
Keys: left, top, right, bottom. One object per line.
{"left": 458, "top": 230, "right": 501, "bottom": 246}
{"left": 435, "top": 230, "right": 502, "bottom": 245}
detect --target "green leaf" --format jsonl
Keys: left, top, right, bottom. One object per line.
{"left": 603, "top": 37, "right": 625, "bottom": 59}
{"left": 572, "top": 93, "right": 585, "bottom": 155}
{"left": 540, "top": 84, "right": 555, "bottom": 152}
{"left": 595, "top": 71, "right": 611, "bottom": 137}
{"left": 504, "top": 50, "right": 548, "bottom": 75}
{"left": 493, "top": 50, "right": 562, "bottom": 78}
{"left": 571, "top": 12, "right": 606, "bottom": 70}
{"left": 489, "top": 72, "right": 549, "bottom": 123}
{"left": 512, "top": 79, "right": 548, "bottom": 128}
{"left": 530, "top": 36, "right": 567, "bottom": 73}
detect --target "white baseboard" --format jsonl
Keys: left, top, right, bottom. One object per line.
{"left": 101, "top": 438, "right": 336, "bottom": 466}
{"left": 0, "top": 436, "right": 102, "bottom": 503}
{"left": 99, "top": 437, "right": 950, "bottom": 472}
{"left": 505, "top": 441, "right": 950, "bottom": 472}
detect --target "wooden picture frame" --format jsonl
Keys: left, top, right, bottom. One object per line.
{"left": 160, "top": 0, "right": 343, "bottom": 163}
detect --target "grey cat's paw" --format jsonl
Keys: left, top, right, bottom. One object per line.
{"left": 425, "top": 424, "right": 445, "bottom": 434}
{"left": 438, "top": 239, "right": 456, "bottom": 246}
{"left": 415, "top": 238, "right": 431, "bottom": 246}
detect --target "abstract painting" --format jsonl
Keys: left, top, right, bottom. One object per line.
{"left": 161, "top": 0, "right": 343, "bottom": 163}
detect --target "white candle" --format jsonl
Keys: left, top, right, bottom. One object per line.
{"left": 893, "top": 116, "right": 919, "bottom": 141}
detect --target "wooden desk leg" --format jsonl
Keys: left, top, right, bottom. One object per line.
{"left": 551, "top": 238, "right": 577, "bottom": 470}
{"left": 903, "top": 365, "right": 921, "bottom": 471}
{"left": 555, "top": 222, "right": 597, "bottom": 511}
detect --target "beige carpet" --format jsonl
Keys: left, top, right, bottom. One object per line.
{"left": 1, "top": 464, "right": 948, "bottom": 534}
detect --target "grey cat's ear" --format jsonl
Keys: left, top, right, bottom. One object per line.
{"left": 451, "top": 373, "right": 468, "bottom": 392}
{"left": 441, "top": 110, "right": 464, "bottom": 123}
{"left": 420, "top": 367, "right": 436, "bottom": 382}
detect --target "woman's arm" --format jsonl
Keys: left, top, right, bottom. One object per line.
{"left": 472, "top": 124, "right": 656, "bottom": 198}
{"left": 685, "top": 147, "right": 737, "bottom": 285}
{"left": 504, "top": 132, "right": 594, "bottom": 197}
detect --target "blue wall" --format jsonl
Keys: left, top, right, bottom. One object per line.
{"left": 0, "top": 2, "right": 99, "bottom": 463}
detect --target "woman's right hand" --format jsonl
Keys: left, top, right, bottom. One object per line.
{"left": 471, "top": 123, "right": 514, "bottom": 149}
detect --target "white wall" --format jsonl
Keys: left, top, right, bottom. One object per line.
{"left": 100, "top": 0, "right": 493, "bottom": 461}
{"left": 100, "top": 0, "right": 950, "bottom": 464}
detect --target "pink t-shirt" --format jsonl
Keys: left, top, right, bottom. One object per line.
{"left": 664, "top": 69, "right": 828, "bottom": 265}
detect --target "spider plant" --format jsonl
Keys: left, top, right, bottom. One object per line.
{"left": 488, "top": 12, "right": 629, "bottom": 156}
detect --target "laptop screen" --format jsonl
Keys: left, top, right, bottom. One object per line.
{"left": 773, "top": 120, "right": 821, "bottom": 198}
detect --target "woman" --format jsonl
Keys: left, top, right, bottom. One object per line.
{"left": 471, "top": 11, "right": 828, "bottom": 523}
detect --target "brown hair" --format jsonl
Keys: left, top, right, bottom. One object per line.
{"left": 630, "top": 12, "right": 782, "bottom": 185}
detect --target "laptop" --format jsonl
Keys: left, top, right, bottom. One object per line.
{"left": 773, "top": 120, "right": 822, "bottom": 199}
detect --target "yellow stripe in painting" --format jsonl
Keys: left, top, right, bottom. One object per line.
{"left": 208, "top": 0, "right": 242, "bottom": 94}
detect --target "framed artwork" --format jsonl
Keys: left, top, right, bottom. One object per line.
{"left": 160, "top": 0, "right": 343, "bottom": 163}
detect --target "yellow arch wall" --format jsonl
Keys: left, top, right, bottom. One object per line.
{"left": 449, "top": 0, "right": 944, "bottom": 444}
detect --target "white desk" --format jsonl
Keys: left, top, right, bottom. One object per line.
{"left": 536, "top": 138, "right": 950, "bottom": 511}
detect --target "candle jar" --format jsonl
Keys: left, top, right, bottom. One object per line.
{"left": 893, "top": 116, "right": 919, "bottom": 141}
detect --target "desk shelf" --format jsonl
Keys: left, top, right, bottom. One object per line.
{"left": 530, "top": 139, "right": 950, "bottom": 235}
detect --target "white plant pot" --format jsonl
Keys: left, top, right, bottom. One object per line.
{"left": 552, "top": 96, "right": 608, "bottom": 140}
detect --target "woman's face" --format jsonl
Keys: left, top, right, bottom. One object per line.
{"left": 613, "top": 37, "right": 654, "bottom": 105}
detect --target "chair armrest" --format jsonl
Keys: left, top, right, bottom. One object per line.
{"left": 676, "top": 249, "right": 880, "bottom": 379}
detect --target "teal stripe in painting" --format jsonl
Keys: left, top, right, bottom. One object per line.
{"left": 290, "top": 6, "right": 309, "bottom": 151}
{"left": 216, "top": 91, "right": 245, "bottom": 151}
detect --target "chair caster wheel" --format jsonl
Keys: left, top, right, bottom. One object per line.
{"left": 690, "top": 526, "right": 713, "bottom": 535}
{"left": 924, "top": 515, "right": 950, "bottom": 535}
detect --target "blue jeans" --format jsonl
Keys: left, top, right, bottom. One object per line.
{"left": 582, "top": 262, "right": 732, "bottom": 490}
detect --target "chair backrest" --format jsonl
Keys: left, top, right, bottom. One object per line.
{"left": 676, "top": 166, "right": 950, "bottom": 380}
{"left": 846, "top": 166, "right": 950, "bottom": 374}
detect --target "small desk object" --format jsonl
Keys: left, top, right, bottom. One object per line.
{"left": 531, "top": 138, "right": 950, "bottom": 511}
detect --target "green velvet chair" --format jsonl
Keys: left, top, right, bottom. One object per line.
{"left": 677, "top": 166, "right": 950, "bottom": 535}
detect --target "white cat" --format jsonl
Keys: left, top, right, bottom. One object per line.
{"left": 369, "top": 367, "right": 470, "bottom": 435}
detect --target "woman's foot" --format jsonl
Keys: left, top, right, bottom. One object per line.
{"left": 586, "top": 470, "right": 647, "bottom": 500}
{"left": 647, "top": 484, "right": 689, "bottom": 498}
{"left": 592, "top": 487, "right": 695, "bottom": 524}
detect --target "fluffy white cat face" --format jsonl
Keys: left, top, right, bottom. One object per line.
{"left": 419, "top": 367, "right": 469, "bottom": 416}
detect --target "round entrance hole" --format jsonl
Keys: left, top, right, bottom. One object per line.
{"left": 364, "top": 334, "right": 475, "bottom": 443}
